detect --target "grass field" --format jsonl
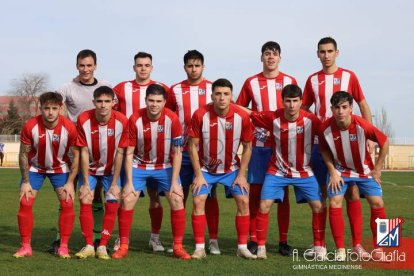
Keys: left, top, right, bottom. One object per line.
{"left": 0, "top": 168, "right": 413, "bottom": 275}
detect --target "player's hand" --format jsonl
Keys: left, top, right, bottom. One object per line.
{"left": 232, "top": 174, "right": 249, "bottom": 195}
{"left": 61, "top": 182, "right": 75, "bottom": 202}
{"left": 191, "top": 175, "right": 208, "bottom": 195}
{"left": 170, "top": 181, "right": 184, "bottom": 198}
{"left": 107, "top": 185, "right": 121, "bottom": 200}
{"left": 327, "top": 174, "right": 344, "bottom": 194}
{"left": 366, "top": 139, "right": 375, "bottom": 154}
{"left": 369, "top": 169, "right": 382, "bottom": 185}
{"left": 19, "top": 182, "right": 34, "bottom": 202}
{"left": 78, "top": 184, "right": 94, "bottom": 200}
{"left": 122, "top": 184, "right": 138, "bottom": 199}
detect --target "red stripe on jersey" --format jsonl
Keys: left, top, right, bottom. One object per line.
{"left": 51, "top": 123, "right": 63, "bottom": 174}
{"left": 37, "top": 125, "right": 46, "bottom": 173}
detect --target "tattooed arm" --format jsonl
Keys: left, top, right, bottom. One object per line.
{"left": 19, "top": 143, "right": 34, "bottom": 201}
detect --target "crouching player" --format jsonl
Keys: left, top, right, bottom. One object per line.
{"left": 239, "top": 84, "right": 325, "bottom": 259}
{"left": 188, "top": 78, "right": 256, "bottom": 260}
{"left": 75, "top": 86, "right": 128, "bottom": 259}
{"left": 14, "top": 92, "right": 78, "bottom": 258}
{"left": 112, "top": 83, "right": 190, "bottom": 260}
{"left": 319, "top": 91, "right": 389, "bottom": 261}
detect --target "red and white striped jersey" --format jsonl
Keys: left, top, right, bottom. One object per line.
{"left": 236, "top": 72, "right": 297, "bottom": 147}
{"left": 20, "top": 115, "right": 77, "bottom": 173}
{"left": 303, "top": 68, "right": 365, "bottom": 122}
{"left": 319, "top": 115, "right": 388, "bottom": 178}
{"left": 189, "top": 103, "right": 253, "bottom": 174}
{"left": 167, "top": 79, "right": 212, "bottom": 150}
{"left": 129, "top": 108, "right": 182, "bottom": 170}
{"left": 76, "top": 110, "right": 129, "bottom": 175}
{"left": 113, "top": 80, "right": 169, "bottom": 118}
{"left": 251, "top": 109, "right": 320, "bottom": 178}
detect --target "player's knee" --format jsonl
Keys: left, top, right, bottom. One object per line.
{"left": 310, "top": 200, "right": 323, "bottom": 213}
{"left": 236, "top": 196, "right": 249, "bottom": 214}
{"left": 329, "top": 197, "right": 343, "bottom": 208}
{"left": 193, "top": 195, "right": 206, "bottom": 214}
{"left": 369, "top": 198, "right": 384, "bottom": 209}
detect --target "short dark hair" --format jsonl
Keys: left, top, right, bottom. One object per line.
{"left": 93, "top": 86, "right": 114, "bottom": 99}
{"left": 76, "top": 49, "right": 97, "bottom": 65}
{"left": 330, "top": 91, "right": 353, "bottom": 107}
{"left": 39, "top": 92, "right": 63, "bottom": 106}
{"left": 281, "top": 84, "right": 302, "bottom": 100}
{"left": 318, "top": 37, "right": 337, "bottom": 50}
{"left": 146, "top": 83, "right": 167, "bottom": 99}
{"left": 212, "top": 78, "right": 233, "bottom": 92}
{"left": 134, "top": 51, "right": 152, "bottom": 62}
{"left": 184, "top": 50, "right": 204, "bottom": 65}
{"left": 261, "top": 41, "right": 281, "bottom": 55}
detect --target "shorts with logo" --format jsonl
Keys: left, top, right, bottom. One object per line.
{"left": 22, "top": 171, "right": 69, "bottom": 191}
{"left": 327, "top": 176, "right": 382, "bottom": 198}
{"left": 261, "top": 174, "right": 321, "bottom": 203}
{"left": 193, "top": 170, "right": 246, "bottom": 197}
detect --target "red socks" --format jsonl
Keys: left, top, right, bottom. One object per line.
{"left": 256, "top": 212, "right": 269, "bottom": 246}
{"left": 192, "top": 214, "right": 206, "bottom": 244}
{"left": 149, "top": 206, "right": 163, "bottom": 234}
{"left": 370, "top": 207, "right": 386, "bottom": 248}
{"left": 347, "top": 200, "right": 363, "bottom": 247}
{"left": 278, "top": 187, "right": 290, "bottom": 243}
{"left": 236, "top": 215, "right": 250, "bottom": 245}
{"left": 329, "top": 207, "right": 345, "bottom": 248}
{"left": 79, "top": 203, "right": 94, "bottom": 245}
{"left": 118, "top": 208, "right": 134, "bottom": 246}
{"left": 17, "top": 197, "right": 35, "bottom": 245}
{"left": 99, "top": 202, "right": 120, "bottom": 247}
{"left": 312, "top": 212, "right": 325, "bottom": 247}
{"left": 248, "top": 184, "right": 262, "bottom": 242}
{"left": 171, "top": 209, "right": 186, "bottom": 246}
{"left": 59, "top": 200, "right": 75, "bottom": 247}
{"left": 205, "top": 196, "right": 219, "bottom": 240}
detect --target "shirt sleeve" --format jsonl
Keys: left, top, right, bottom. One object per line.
{"left": 188, "top": 110, "right": 201, "bottom": 138}
{"left": 20, "top": 123, "right": 32, "bottom": 145}
{"left": 349, "top": 73, "right": 365, "bottom": 103}
{"left": 166, "top": 87, "right": 177, "bottom": 111}
{"left": 235, "top": 79, "right": 252, "bottom": 107}
{"left": 118, "top": 117, "right": 129, "bottom": 148}
{"left": 359, "top": 118, "right": 388, "bottom": 147}
{"left": 250, "top": 111, "right": 273, "bottom": 130}
{"left": 302, "top": 77, "right": 314, "bottom": 108}
{"left": 171, "top": 114, "right": 183, "bottom": 147}
{"left": 67, "top": 121, "right": 78, "bottom": 147}
{"left": 76, "top": 120, "right": 88, "bottom": 148}
{"left": 240, "top": 113, "right": 253, "bottom": 143}
{"left": 128, "top": 115, "right": 137, "bottom": 147}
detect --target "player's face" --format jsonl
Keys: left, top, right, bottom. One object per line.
{"left": 40, "top": 102, "right": 62, "bottom": 125}
{"left": 93, "top": 94, "right": 114, "bottom": 118}
{"left": 134, "top": 57, "right": 153, "bottom": 82}
{"left": 77, "top": 56, "right": 97, "bottom": 84}
{"left": 331, "top": 101, "right": 353, "bottom": 125}
{"left": 317, "top": 43, "right": 338, "bottom": 69}
{"left": 184, "top": 59, "right": 204, "bottom": 83}
{"left": 211, "top": 86, "right": 232, "bottom": 113}
{"left": 145, "top": 94, "right": 166, "bottom": 118}
{"left": 261, "top": 50, "right": 281, "bottom": 72}
{"left": 283, "top": 96, "right": 302, "bottom": 118}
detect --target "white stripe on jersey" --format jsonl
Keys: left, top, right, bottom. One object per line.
{"left": 124, "top": 82, "right": 134, "bottom": 118}
{"left": 303, "top": 117, "right": 313, "bottom": 168}
{"left": 135, "top": 117, "right": 146, "bottom": 166}
{"left": 340, "top": 71, "right": 351, "bottom": 91}
{"left": 201, "top": 112, "right": 211, "bottom": 169}
{"left": 44, "top": 129, "right": 53, "bottom": 169}
{"left": 356, "top": 124, "right": 370, "bottom": 176}
{"left": 340, "top": 129, "right": 356, "bottom": 177}
{"left": 231, "top": 114, "right": 242, "bottom": 171}
{"left": 266, "top": 79, "right": 277, "bottom": 111}
{"left": 250, "top": 79, "right": 262, "bottom": 111}
{"left": 164, "top": 116, "right": 172, "bottom": 163}
{"left": 217, "top": 117, "right": 226, "bottom": 173}
{"left": 324, "top": 75, "right": 334, "bottom": 119}
{"left": 97, "top": 125, "right": 108, "bottom": 175}
{"left": 175, "top": 84, "right": 186, "bottom": 126}
{"left": 31, "top": 125, "right": 40, "bottom": 168}
{"left": 150, "top": 121, "right": 158, "bottom": 164}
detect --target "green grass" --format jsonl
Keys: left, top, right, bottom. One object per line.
{"left": 0, "top": 168, "right": 413, "bottom": 275}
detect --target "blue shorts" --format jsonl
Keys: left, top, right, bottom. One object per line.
{"left": 132, "top": 167, "right": 180, "bottom": 194}
{"left": 311, "top": 145, "right": 328, "bottom": 186}
{"left": 247, "top": 147, "right": 272, "bottom": 184}
{"left": 327, "top": 177, "right": 382, "bottom": 198}
{"left": 21, "top": 172, "right": 68, "bottom": 191}
{"left": 193, "top": 170, "right": 245, "bottom": 197}
{"left": 78, "top": 174, "right": 121, "bottom": 193}
{"left": 180, "top": 151, "right": 194, "bottom": 188}
{"left": 261, "top": 174, "right": 321, "bottom": 203}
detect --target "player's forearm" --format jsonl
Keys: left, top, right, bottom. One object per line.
{"left": 188, "top": 138, "right": 203, "bottom": 177}
{"left": 18, "top": 144, "right": 30, "bottom": 183}
{"left": 375, "top": 139, "right": 389, "bottom": 171}
{"left": 171, "top": 147, "right": 182, "bottom": 183}
{"left": 238, "top": 142, "right": 252, "bottom": 176}
{"left": 111, "top": 148, "right": 124, "bottom": 186}
{"left": 320, "top": 147, "right": 337, "bottom": 175}
{"left": 359, "top": 100, "right": 373, "bottom": 123}
{"left": 124, "top": 146, "right": 134, "bottom": 184}
{"left": 80, "top": 147, "right": 90, "bottom": 183}
{"left": 67, "top": 146, "right": 80, "bottom": 183}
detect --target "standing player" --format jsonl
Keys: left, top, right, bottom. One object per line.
{"left": 302, "top": 37, "right": 373, "bottom": 256}
{"left": 236, "top": 41, "right": 297, "bottom": 256}
{"left": 48, "top": 49, "right": 111, "bottom": 252}
{"left": 189, "top": 78, "right": 256, "bottom": 260}
{"left": 113, "top": 52, "right": 170, "bottom": 252}
{"left": 319, "top": 92, "right": 389, "bottom": 261}
{"left": 75, "top": 86, "right": 128, "bottom": 259}
{"left": 14, "top": 92, "right": 78, "bottom": 259}
{"left": 112, "top": 84, "right": 190, "bottom": 260}
{"left": 167, "top": 50, "right": 221, "bottom": 255}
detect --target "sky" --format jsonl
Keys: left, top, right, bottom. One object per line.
{"left": 1, "top": 0, "right": 413, "bottom": 138}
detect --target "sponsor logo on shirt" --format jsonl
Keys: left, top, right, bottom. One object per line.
{"left": 202, "top": 158, "right": 223, "bottom": 171}
{"left": 225, "top": 122, "right": 233, "bottom": 130}
{"left": 107, "top": 129, "right": 114, "bottom": 136}
{"left": 333, "top": 78, "right": 341, "bottom": 85}
{"left": 349, "top": 134, "right": 357, "bottom": 142}
{"left": 91, "top": 130, "right": 99, "bottom": 135}
{"left": 210, "top": 123, "right": 218, "bottom": 127}
{"left": 333, "top": 136, "right": 341, "bottom": 141}
{"left": 38, "top": 134, "right": 46, "bottom": 139}
{"left": 52, "top": 134, "right": 60, "bottom": 142}
{"left": 143, "top": 128, "right": 151, "bottom": 132}
{"left": 259, "top": 85, "right": 267, "bottom": 90}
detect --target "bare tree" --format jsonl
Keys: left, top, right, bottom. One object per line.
{"left": 10, "top": 73, "right": 49, "bottom": 120}
{"left": 373, "top": 106, "right": 394, "bottom": 138}
{"left": 0, "top": 99, "right": 22, "bottom": 134}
